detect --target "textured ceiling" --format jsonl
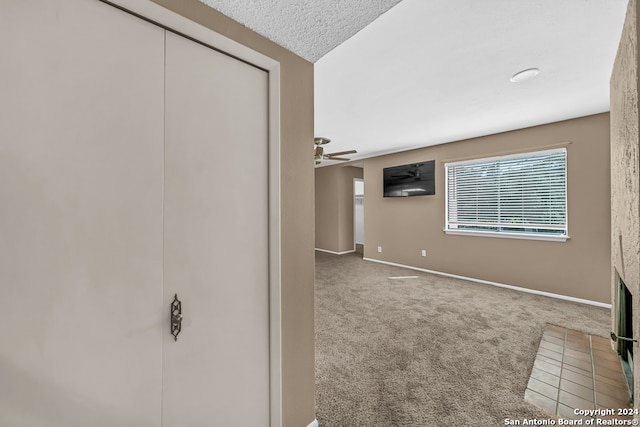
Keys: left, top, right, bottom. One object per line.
{"left": 198, "top": 0, "right": 404, "bottom": 62}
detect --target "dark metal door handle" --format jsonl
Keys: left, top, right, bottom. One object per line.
{"left": 611, "top": 332, "right": 636, "bottom": 343}
{"left": 171, "top": 294, "right": 182, "bottom": 341}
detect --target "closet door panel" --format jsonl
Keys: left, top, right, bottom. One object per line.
{"left": 163, "top": 32, "right": 270, "bottom": 426}
{"left": 0, "top": 1, "right": 165, "bottom": 425}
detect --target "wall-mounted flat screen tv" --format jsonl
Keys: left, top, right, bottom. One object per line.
{"left": 383, "top": 160, "right": 435, "bottom": 197}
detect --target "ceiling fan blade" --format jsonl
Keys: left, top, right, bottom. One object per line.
{"left": 326, "top": 150, "right": 357, "bottom": 157}
{"left": 327, "top": 157, "right": 351, "bottom": 161}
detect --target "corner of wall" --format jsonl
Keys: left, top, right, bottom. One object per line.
{"left": 610, "top": 0, "right": 640, "bottom": 407}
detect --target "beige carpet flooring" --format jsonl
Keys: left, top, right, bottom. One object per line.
{"left": 315, "top": 252, "right": 612, "bottom": 426}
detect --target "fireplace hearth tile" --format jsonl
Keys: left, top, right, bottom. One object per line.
{"left": 525, "top": 325, "right": 633, "bottom": 419}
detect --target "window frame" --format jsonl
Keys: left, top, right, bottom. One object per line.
{"left": 444, "top": 148, "right": 569, "bottom": 242}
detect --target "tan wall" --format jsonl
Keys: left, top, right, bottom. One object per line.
{"left": 150, "top": 1, "right": 316, "bottom": 425}
{"left": 315, "top": 166, "right": 363, "bottom": 252}
{"left": 315, "top": 167, "right": 340, "bottom": 251}
{"left": 363, "top": 113, "right": 611, "bottom": 303}
{"left": 610, "top": 0, "right": 640, "bottom": 405}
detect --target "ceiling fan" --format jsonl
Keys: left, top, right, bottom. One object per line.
{"left": 314, "top": 137, "right": 357, "bottom": 165}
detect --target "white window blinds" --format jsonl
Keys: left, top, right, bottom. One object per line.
{"left": 445, "top": 148, "right": 567, "bottom": 239}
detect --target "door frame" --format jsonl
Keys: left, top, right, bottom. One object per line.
{"left": 101, "top": 1, "right": 282, "bottom": 425}
{"left": 353, "top": 178, "right": 364, "bottom": 252}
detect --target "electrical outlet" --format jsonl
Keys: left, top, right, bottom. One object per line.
{"left": 421, "top": 250, "right": 427, "bottom": 257}
{"left": 377, "top": 246, "right": 382, "bottom": 253}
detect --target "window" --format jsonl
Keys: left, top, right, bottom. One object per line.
{"left": 445, "top": 148, "right": 567, "bottom": 241}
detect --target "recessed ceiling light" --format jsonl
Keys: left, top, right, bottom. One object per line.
{"left": 510, "top": 68, "right": 540, "bottom": 83}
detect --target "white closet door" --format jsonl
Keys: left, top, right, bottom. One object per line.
{"left": 0, "top": 0, "right": 165, "bottom": 426}
{"left": 162, "top": 32, "right": 270, "bottom": 426}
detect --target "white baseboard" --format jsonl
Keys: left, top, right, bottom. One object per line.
{"left": 315, "top": 248, "right": 356, "bottom": 255}
{"left": 306, "top": 419, "right": 318, "bottom": 427}
{"left": 362, "top": 257, "right": 611, "bottom": 309}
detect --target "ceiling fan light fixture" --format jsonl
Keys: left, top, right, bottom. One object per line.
{"left": 313, "top": 137, "right": 357, "bottom": 165}
{"left": 510, "top": 68, "right": 540, "bottom": 83}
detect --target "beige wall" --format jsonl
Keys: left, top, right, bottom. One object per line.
{"left": 610, "top": 0, "right": 640, "bottom": 405}
{"left": 315, "top": 167, "right": 339, "bottom": 251}
{"left": 315, "top": 166, "right": 363, "bottom": 253}
{"left": 149, "top": 1, "right": 315, "bottom": 425}
{"left": 363, "top": 113, "right": 611, "bottom": 303}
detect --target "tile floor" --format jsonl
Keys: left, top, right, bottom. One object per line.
{"left": 525, "top": 324, "right": 635, "bottom": 421}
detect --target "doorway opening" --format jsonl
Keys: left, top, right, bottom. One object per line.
{"left": 354, "top": 178, "right": 364, "bottom": 256}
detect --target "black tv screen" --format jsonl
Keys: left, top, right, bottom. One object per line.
{"left": 383, "top": 160, "right": 435, "bottom": 197}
